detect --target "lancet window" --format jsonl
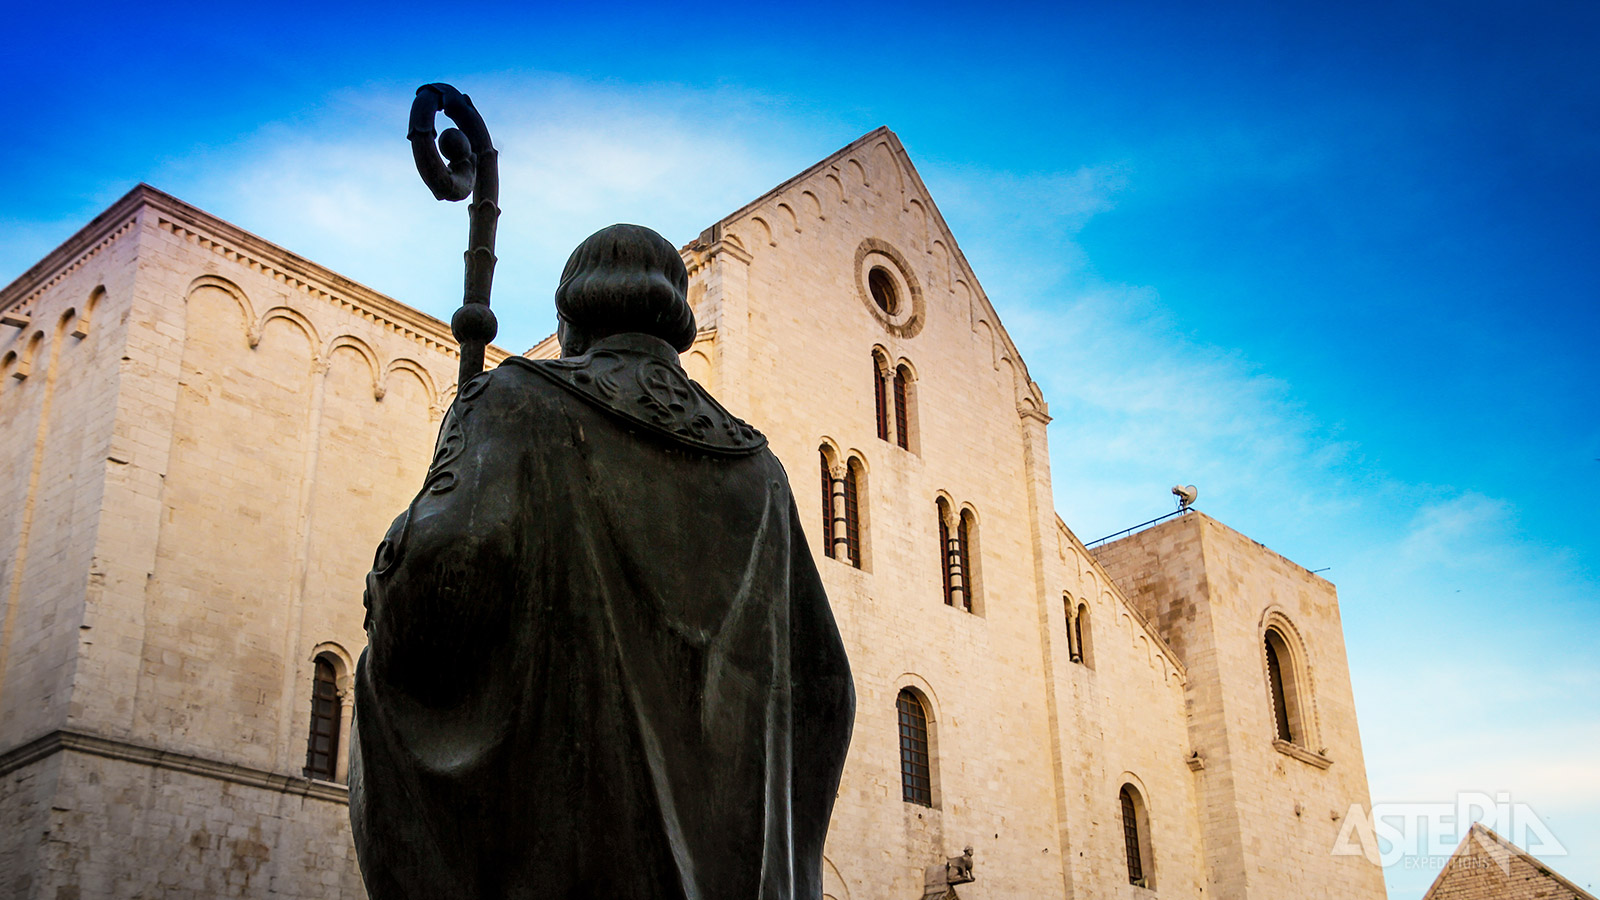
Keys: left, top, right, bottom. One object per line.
{"left": 1119, "top": 784, "right": 1152, "bottom": 887}
{"left": 871, "top": 352, "right": 917, "bottom": 452}
{"left": 1264, "top": 625, "right": 1306, "bottom": 745}
{"left": 304, "top": 655, "right": 342, "bottom": 781}
{"left": 819, "top": 445, "right": 865, "bottom": 569}
{"left": 896, "top": 689, "right": 933, "bottom": 807}
{"left": 936, "top": 499, "right": 978, "bottom": 612}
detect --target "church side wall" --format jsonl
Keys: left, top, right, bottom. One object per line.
{"left": 0, "top": 219, "right": 138, "bottom": 755}
{"left": 70, "top": 206, "right": 450, "bottom": 772}
{"left": 1052, "top": 531, "right": 1206, "bottom": 899}
{"left": 26, "top": 197, "right": 463, "bottom": 897}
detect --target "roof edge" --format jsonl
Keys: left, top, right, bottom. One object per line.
{"left": 3, "top": 184, "right": 509, "bottom": 366}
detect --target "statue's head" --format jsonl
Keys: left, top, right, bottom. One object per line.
{"left": 555, "top": 224, "right": 695, "bottom": 356}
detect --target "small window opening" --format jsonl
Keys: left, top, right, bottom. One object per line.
{"left": 1120, "top": 785, "right": 1151, "bottom": 887}
{"left": 820, "top": 449, "right": 836, "bottom": 556}
{"left": 893, "top": 365, "right": 911, "bottom": 450}
{"left": 956, "top": 511, "right": 976, "bottom": 612}
{"left": 843, "top": 460, "right": 863, "bottom": 569}
{"left": 869, "top": 267, "right": 898, "bottom": 315}
{"left": 873, "top": 356, "right": 890, "bottom": 441}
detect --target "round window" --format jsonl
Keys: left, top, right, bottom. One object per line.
{"left": 868, "top": 267, "right": 898, "bottom": 315}
{"left": 854, "top": 239, "right": 924, "bottom": 338}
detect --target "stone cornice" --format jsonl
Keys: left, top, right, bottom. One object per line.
{"left": 2, "top": 184, "right": 508, "bottom": 369}
{"left": 0, "top": 729, "right": 351, "bottom": 804}
{"left": 0, "top": 203, "right": 138, "bottom": 315}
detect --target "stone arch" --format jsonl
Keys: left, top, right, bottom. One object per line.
{"left": 845, "top": 157, "right": 867, "bottom": 188}
{"left": 682, "top": 348, "right": 712, "bottom": 389}
{"left": 74, "top": 285, "right": 104, "bottom": 339}
{"left": 749, "top": 216, "right": 775, "bottom": 247}
{"left": 801, "top": 189, "right": 824, "bottom": 221}
{"left": 907, "top": 198, "right": 929, "bottom": 251}
{"left": 255, "top": 306, "right": 320, "bottom": 357}
{"left": 17, "top": 330, "right": 45, "bottom": 380}
{"left": 953, "top": 279, "right": 973, "bottom": 321}
{"left": 382, "top": 357, "right": 438, "bottom": 408}
{"left": 1260, "top": 607, "right": 1320, "bottom": 750}
{"left": 824, "top": 171, "right": 847, "bottom": 205}
{"left": 776, "top": 202, "right": 800, "bottom": 234}
{"left": 186, "top": 275, "right": 255, "bottom": 336}
{"left": 931, "top": 240, "right": 951, "bottom": 285}
{"left": 309, "top": 640, "right": 354, "bottom": 686}
{"left": 325, "top": 335, "right": 381, "bottom": 399}
{"left": 871, "top": 141, "right": 903, "bottom": 207}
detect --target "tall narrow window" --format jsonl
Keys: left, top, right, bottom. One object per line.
{"left": 1120, "top": 785, "right": 1149, "bottom": 887}
{"left": 956, "top": 511, "right": 976, "bottom": 612}
{"left": 1265, "top": 628, "right": 1295, "bottom": 744}
{"left": 304, "top": 656, "right": 341, "bottom": 781}
{"left": 892, "top": 366, "right": 910, "bottom": 449}
{"left": 1076, "top": 603, "right": 1093, "bottom": 669}
{"left": 843, "top": 460, "right": 863, "bottom": 569}
{"left": 1066, "top": 596, "right": 1082, "bottom": 663}
{"left": 820, "top": 449, "right": 836, "bottom": 557}
{"left": 873, "top": 356, "right": 890, "bottom": 442}
{"left": 937, "top": 500, "right": 955, "bottom": 606}
{"left": 897, "top": 689, "right": 932, "bottom": 806}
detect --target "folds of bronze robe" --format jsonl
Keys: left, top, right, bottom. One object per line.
{"left": 350, "top": 333, "right": 855, "bottom": 900}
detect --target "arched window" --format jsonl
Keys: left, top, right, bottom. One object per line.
{"left": 936, "top": 500, "right": 978, "bottom": 612}
{"left": 897, "top": 689, "right": 933, "bottom": 807}
{"left": 937, "top": 498, "right": 956, "bottom": 606}
{"left": 1076, "top": 603, "right": 1093, "bottom": 669}
{"left": 873, "top": 353, "right": 890, "bottom": 442}
{"left": 1065, "top": 596, "right": 1081, "bottom": 663}
{"left": 304, "top": 655, "right": 342, "bottom": 781}
{"left": 1265, "top": 626, "right": 1303, "bottom": 745}
{"left": 843, "top": 458, "right": 863, "bottom": 569}
{"left": 957, "top": 509, "right": 978, "bottom": 612}
{"left": 1120, "top": 784, "right": 1153, "bottom": 886}
{"left": 893, "top": 365, "right": 912, "bottom": 450}
{"left": 820, "top": 448, "right": 836, "bottom": 556}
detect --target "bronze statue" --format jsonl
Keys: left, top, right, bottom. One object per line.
{"left": 348, "top": 88, "right": 855, "bottom": 900}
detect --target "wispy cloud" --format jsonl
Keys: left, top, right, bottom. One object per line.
{"left": 157, "top": 74, "right": 850, "bottom": 351}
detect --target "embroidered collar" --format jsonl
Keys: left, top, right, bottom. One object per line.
{"left": 502, "top": 334, "right": 767, "bottom": 455}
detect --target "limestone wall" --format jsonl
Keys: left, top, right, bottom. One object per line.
{"left": 1095, "top": 512, "right": 1388, "bottom": 899}
{"left": 0, "top": 212, "right": 137, "bottom": 753}
{"left": 686, "top": 129, "right": 1209, "bottom": 900}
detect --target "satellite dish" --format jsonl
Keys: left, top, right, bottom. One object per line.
{"left": 1172, "top": 484, "right": 1198, "bottom": 509}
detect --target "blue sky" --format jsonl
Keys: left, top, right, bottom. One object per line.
{"left": 5, "top": 2, "right": 1597, "bottom": 895}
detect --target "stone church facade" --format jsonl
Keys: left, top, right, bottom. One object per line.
{"left": 0, "top": 129, "right": 1387, "bottom": 899}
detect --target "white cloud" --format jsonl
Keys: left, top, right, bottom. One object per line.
{"left": 159, "top": 74, "right": 846, "bottom": 352}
